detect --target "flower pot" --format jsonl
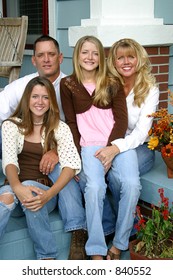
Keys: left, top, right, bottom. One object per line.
{"left": 129, "top": 240, "right": 149, "bottom": 260}
{"left": 162, "top": 155, "right": 173, "bottom": 178}
{"left": 129, "top": 239, "right": 173, "bottom": 260}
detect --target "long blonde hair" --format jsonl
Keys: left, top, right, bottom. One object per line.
{"left": 73, "top": 35, "right": 119, "bottom": 105}
{"left": 5, "top": 76, "right": 60, "bottom": 153}
{"left": 107, "top": 38, "right": 156, "bottom": 107}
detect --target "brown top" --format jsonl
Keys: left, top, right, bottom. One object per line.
{"left": 60, "top": 75, "right": 128, "bottom": 152}
{"left": 18, "top": 140, "right": 48, "bottom": 182}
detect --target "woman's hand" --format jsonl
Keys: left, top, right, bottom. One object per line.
{"left": 95, "top": 145, "right": 120, "bottom": 171}
{"left": 39, "top": 150, "right": 59, "bottom": 175}
{"left": 13, "top": 184, "right": 39, "bottom": 204}
{"left": 22, "top": 187, "right": 49, "bottom": 211}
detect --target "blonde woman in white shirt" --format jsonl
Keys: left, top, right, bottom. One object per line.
{"left": 95, "top": 38, "right": 159, "bottom": 259}
{"left": 0, "top": 76, "right": 81, "bottom": 259}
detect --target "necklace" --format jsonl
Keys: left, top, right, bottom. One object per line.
{"left": 33, "top": 122, "right": 44, "bottom": 126}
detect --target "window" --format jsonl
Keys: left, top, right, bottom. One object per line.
{"left": 2, "top": 0, "right": 48, "bottom": 47}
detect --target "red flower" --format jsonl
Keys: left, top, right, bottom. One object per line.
{"left": 134, "top": 188, "right": 173, "bottom": 258}
{"left": 162, "top": 209, "right": 169, "bottom": 220}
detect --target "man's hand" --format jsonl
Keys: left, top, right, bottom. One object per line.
{"left": 40, "top": 150, "right": 59, "bottom": 175}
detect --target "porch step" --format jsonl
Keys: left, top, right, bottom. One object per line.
{"left": 0, "top": 209, "right": 71, "bottom": 260}
{"left": 140, "top": 151, "right": 173, "bottom": 206}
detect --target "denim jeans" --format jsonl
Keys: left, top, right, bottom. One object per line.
{"left": 0, "top": 181, "right": 58, "bottom": 259}
{"left": 78, "top": 169, "right": 115, "bottom": 235}
{"left": 106, "top": 143, "right": 155, "bottom": 251}
{"left": 49, "top": 163, "right": 115, "bottom": 236}
{"left": 80, "top": 146, "right": 108, "bottom": 256}
{"left": 49, "top": 164, "right": 87, "bottom": 232}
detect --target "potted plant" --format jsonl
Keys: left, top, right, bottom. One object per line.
{"left": 147, "top": 90, "right": 173, "bottom": 177}
{"left": 129, "top": 188, "right": 173, "bottom": 259}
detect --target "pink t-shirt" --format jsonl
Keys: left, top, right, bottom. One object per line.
{"left": 76, "top": 83, "right": 115, "bottom": 147}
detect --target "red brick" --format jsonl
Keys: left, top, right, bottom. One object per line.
{"left": 159, "top": 83, "right": 169, "bottom": 91}
{"left": 159, "top": 65, "right": 169, "bottom": 73}
{"left": 104, "top": 48, "right": 109, "bottom": 57}
{"left": 155, "top": 74, "right": 169, "bottom": 83}
{"left": 149, "top": 56, "right": 169, "bottom": 64}
{"left": 145, "top": 47, "right": 158, "bottom": 55}
{"left": 151, "top": 66, "right": 159, "bottom": 74}
{"left": 159, "top": 101, "right": 168, "bottom": 108}
{"left": 159, "top": 91, "right": 169, "bottom": 100}
{"left": 160, "top": 47, "right": 169, "bottom": 55}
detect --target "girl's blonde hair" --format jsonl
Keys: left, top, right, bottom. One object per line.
{"left": 7, "top": 76, "right": 60, "bottom": 153}
{"left": 107, "top": 38, "right": 156, "bottom": 107}
{"left": 73, "top": 35, "right": 119, "bottom": 105}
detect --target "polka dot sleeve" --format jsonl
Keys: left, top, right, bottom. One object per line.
{"left": 2, "top": 120, "right": 24, "bottom": 175}
{"left": 54, "top": 121, "right": 81, "bottom": 174}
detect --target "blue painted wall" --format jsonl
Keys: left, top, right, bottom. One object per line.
{"left": 56, "top": 0, "right": 90, "bottom": 75}
{"left": 155, "top": 0, "right": 173, "bottom": 24}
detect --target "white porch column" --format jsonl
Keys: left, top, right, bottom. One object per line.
{"left": 69, "top": 0, "right": 173, "bottom": 47}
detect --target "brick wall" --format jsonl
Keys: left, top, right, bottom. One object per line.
{"left": 146, "top": 46, "right": 170, "bottom": 109}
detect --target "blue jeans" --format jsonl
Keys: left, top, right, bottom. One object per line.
{"left": 0, "top": 181, "right": 58, "bottom": 259}
{"left": 49, "top": 163, "right": 115, "bottom": 236}
{"left": 106, "top": 143, "right": 155, "bottom": 251}
{"left": 49, "top": 164, "right": 86, "bottom": 232}
{"left": 80, "top": 146, "right": 108, "bottom": 256}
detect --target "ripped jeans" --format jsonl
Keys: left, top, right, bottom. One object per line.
{"left": 0, "top": 182, "right": 57, "bottom": 259}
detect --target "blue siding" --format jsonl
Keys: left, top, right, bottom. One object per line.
{"left": 56, "top": 0, "right": 90, "bottom": 28}
{"left": 56, "top": 0, "right": 90, "bottom": 75}
{"left": 155, "top": 0, "right": 173, "bottom": 24}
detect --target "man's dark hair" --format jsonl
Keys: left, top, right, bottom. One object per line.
{"left": 33, "top": 35, "right": 60, "bottom": 54}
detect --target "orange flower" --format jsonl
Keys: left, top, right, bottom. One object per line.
{"left": 161, "top": 143, "right": 173, "bottom": 157}
{"left": 148, "top": 90, "right": 173, "bottom": 157}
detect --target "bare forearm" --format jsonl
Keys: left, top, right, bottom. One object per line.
{"left": 5, "top": 164, "right": 37, "bottom": 203}
{"left": 47, "top": 167, "right": 75, "bottom": 199}
{"left": 5, "top": 164, "right": 21, "bottom": 190}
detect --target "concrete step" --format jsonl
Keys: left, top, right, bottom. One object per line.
{"left": 0, "top": 209, "right": 71, "bottom": 260}
{"left": 140, "top": 151, "right": 173, "bottom": 206}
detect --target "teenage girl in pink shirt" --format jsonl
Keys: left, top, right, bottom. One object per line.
{"left": 60, "top": 35, "right": 128, "bottom": 260}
